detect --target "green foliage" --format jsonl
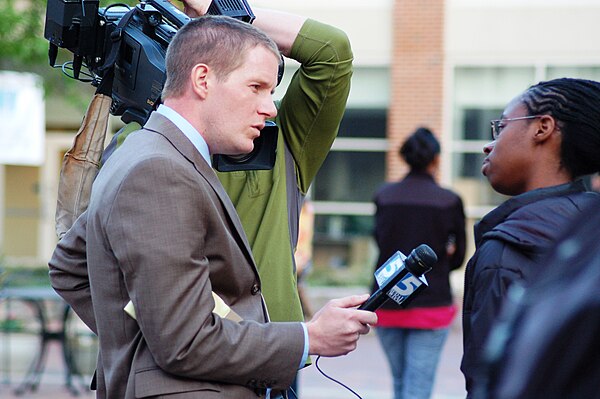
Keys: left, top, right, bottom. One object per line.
{"left": 0, "top": 0, "right": 140, "bottom": 68}
{"left": 306, "top": 265, "right": 371, "bottom": 288}
{"left": 0, "top": 0, "right": 158, "bottom": 110}
{"left": 101, "top": 0, "right": 139, "bottom": 6}
{"left": 0, "top": 317, "right": 24, "bottom": 333}
{"left": 0, "top": 0, "right": 86, "bottom": 108}
{"left": 0, "top": 0, "right": 48, "bottom": 67}
{"left": 0, "top": 266, "right": 51, "bottom": 288}
{"left": 0, "top": 263, "right": 5, "bottom": 287}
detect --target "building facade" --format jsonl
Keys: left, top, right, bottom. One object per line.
{"left": 2, "top": 0, "right": 600, "bottom": 268}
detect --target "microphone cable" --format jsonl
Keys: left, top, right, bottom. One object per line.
{"left": 314, "top": 355, "right": 363, "bottom": 399}
{"left": 287, "top": 386, "right": 298, "bottom": 399}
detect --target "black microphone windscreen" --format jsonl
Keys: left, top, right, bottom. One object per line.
{"left": 406, "top": 244, "right": 437, "bottom": 276}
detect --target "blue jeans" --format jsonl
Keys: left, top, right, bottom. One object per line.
{"left": 376, "top": 327, "right": 449, "bottom": 399}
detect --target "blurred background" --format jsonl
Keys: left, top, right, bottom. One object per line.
{"left": 2, "top": 0, "right": 600, "bottom": 397}
{"left": 4, "top": 0, "right": 600, "bottom": 278}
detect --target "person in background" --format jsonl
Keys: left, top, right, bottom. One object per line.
{"left": 371, "top": 127, "right": 466, "bottom": 399}
{"left": 285, "top": 198, "right": 316, "bottom": 396}
{"left": 461, "top": 78, "right": 600, "bottom": 397}
{"left": 295, "top": 198, "right": 316, "bottom": 320}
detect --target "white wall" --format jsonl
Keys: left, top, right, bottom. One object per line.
{"left": 447, "top": 0, "right": 600, "bottom": 64}
{"left": 255, "top": 0, "right": 393, "bottom": 109}
{"left": 253, "top": 0, "right": 393, "bottom": 66}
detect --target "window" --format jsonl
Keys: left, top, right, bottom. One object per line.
{"left": 547, "top": 67, "right": 600, "bottom": 81}
{"left": 337, "top": 109, "right": 387, "bottom": 138}
{"left": 460, "top": 108, "right": 501, "bottom": 178}
{"left": 311, "top": 108, "right": 387, "bottom": 268}
{"left": 312, "top": 108, "right": 386, "bottom": 226}
{"left": 451, "top": 66, "right": 535, "bottom": 211}
{"left": 450, "top": 65, "right": 600, "bottom": 215}
{"left": 314, "top": 151, "right": 385, "bottom": 203}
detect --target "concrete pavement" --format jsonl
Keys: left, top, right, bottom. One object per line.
{"left": 295, "top": 318, "right": 466, "bottom": 399}
{"left": 299, "top": 286, "right": 466, "bottom": 399}
{"left": 0, "top": 286, "right": 467, "bottom": 399}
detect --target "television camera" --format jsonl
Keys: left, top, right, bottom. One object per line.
{"left": 44, "top": 0, "right": 278, "bottom": 171}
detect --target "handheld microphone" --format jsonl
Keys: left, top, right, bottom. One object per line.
{"left": 358, "top": 244, "right": 437, "bottom": 311}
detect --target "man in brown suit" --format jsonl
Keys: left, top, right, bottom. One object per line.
{"left": 49, "top": 16, "right": 376, "bottom": 398}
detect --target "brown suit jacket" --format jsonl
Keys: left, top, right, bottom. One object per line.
{"left": 49, "top": 113, "right": 304, "bottom": 398}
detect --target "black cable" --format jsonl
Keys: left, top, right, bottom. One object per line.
{"left": 315, "top": 355, "right": 363, "bottom": 399}
{"left": 101, "top": 2, "right": 131, "bottom": 17}
{"left": 287, "top": 386, "right": 298, "bottom": 399}
{"left": 54, "top": 62, "right": 95, "bottom": 83}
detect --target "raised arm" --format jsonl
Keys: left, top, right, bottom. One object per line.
{"left": 180, "top": 1, "right": 305, "bottom": 56}
{"left": 277, "top": 17, "right": 352, "bottom": 193}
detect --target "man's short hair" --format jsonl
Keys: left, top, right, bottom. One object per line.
{"left": 162, "top": 15, "right": 280, "bottom": 99}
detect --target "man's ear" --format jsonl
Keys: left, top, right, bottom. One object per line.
{"left": 190, "top": 63, "right": 210, "bottom": 99}
{"left": 533, "top": 115, "right": 558, "bottom": 143}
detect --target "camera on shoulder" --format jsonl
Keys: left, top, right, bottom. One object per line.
{"left": 44, "top": 0, "right": 277, "bottom": 171}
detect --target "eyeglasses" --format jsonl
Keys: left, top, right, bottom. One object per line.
{"left": 490, "top": 115, "right": 544, "bottom": 140}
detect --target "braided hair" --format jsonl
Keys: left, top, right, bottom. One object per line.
{"left": 400, "top": 127, "right": 441, "bottom": 172}
{"left": 521, "top": 78, "right": 600, "bottom": 178}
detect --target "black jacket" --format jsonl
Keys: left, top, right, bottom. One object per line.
{"left": 371, "top": 171, "right": 466, "bottom": 309}
{"left": 461, "top": 179, "right": 599, "bottom": 396}
{"left": 486, "top": 198, "right": 600, "bottom": 399}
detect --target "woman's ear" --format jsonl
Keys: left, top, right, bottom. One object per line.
{"left": 533, "top": 115, "right": 558, "bottom": 143}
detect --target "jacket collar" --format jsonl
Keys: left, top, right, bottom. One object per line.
{"left": 142, "top": 112, "right": 257, "bottom": 269}
{"left": 405, "top": 170, "right": 435, "bottom": 182}
{"left": 474, "top": 179, "right": 588, "bottom": 247}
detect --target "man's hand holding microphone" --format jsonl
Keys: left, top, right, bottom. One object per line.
{"left": 305, "top": 243, "right": 437, "bottom": 358}
{"left": 307, "top": 294, "right": 377, "bottom": 357}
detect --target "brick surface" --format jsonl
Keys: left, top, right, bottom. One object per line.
{"left": 388, "top": 0, "right": 445, "bottom": 182}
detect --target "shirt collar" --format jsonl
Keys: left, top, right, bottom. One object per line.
{"left": 156, "top": 104, "right": 211, "bottom": 166}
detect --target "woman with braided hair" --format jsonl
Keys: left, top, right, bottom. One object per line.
{"left": 460, "top": 77, "right": 600, "bottom": 397}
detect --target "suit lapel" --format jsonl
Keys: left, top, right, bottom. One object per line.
{"left": 143, "top": 113, "right": 257, "bottom": 269}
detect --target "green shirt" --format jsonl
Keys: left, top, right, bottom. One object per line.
{"left": 111, "top": 19, "right": 352, "bottom": 323}
{"left": 217, "top": 19, "right": 352, "bottom": 323}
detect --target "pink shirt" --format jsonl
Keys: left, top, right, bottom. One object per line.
{"left": 375, "top": 305, "right": 457, "bottom": 329}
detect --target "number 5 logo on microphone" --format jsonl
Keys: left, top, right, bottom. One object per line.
{"left": 374, "top": 251, "right": 407, "bottom": 287}
{"left": 395, "top": 274, "right": 421, "bottom": 295}
{"left": 387, "top": 273, "right": 427, "bottom": 306}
